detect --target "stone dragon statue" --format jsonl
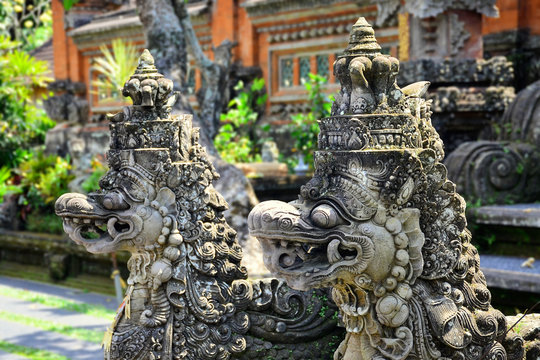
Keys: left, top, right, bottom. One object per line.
{"left": 248, "top": 18, "right": 540, "bottom": 360}
{"left": 55, "top": 50, "right": 344, "bottom": 360}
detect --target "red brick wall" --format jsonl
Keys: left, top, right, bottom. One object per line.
{"left": 483, "top": 0, "right": 540, "bottom": 35}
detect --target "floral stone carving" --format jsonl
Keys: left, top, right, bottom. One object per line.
{"left": 55, "top": 50, "right": 344, "bottom": 359}
{"left": 249, "top": 18, "right": 539, "bottom": 360}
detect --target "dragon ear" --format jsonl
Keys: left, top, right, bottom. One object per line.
{"left": 154, "top": 187, "right": 178, "bottom": 216}
{"left": 396, "top": 177, "right": 415, "bottom": 205}
{"left": 395, "top": 208, "right": 424, "bottom": 284}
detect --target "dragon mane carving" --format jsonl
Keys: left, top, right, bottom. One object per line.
{"left": 55, "top": 50, "right": 344, "bottom": 360}
{"left": 248, "top": 18, "right": 538, "bottom": 360}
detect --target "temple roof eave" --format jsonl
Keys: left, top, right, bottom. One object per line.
{"left": 68, "top": 2, "right": 209, "bottom": 39}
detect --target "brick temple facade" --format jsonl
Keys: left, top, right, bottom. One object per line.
{"left": 46, "top": 0, "right": 540, "bottom": 144}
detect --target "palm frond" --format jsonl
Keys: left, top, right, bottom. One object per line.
{"left": 92, "top": 39, "right": 138, "bottom": 101}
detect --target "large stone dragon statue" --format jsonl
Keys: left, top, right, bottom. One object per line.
{"left": 55, "top": 50, "right": 344, "bottom": 359}
{"left": 248, "top": 18, "right": 540, "bottom": 360}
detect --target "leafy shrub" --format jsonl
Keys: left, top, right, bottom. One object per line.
{"left": 81, "top": 157, "right": 107, "bottom": 193}
{"left": 92, "top": 39, "right": 139, "bottom": 102}
{"left": 215, "top": 78, "right": 268, "bottom": 163}
{"left": 0, "top": 166, "right": 21, "bottom": 200}
{"left": 26, "top": 212, "right": 64, "bottom": 234}
{"left": 12, "top": 150, "right": 74, "bottom": 209}
{"left": 0, "top": 150, "right": 74, "bottom": 233}
{"left": 289, "top": 73, "right": 332, "bottom": 171}
{"left": 0, "top": 0, "right": 53, "bottom": 52}
{"left": 0, "top": 36, "right": 55, "bottom": 168}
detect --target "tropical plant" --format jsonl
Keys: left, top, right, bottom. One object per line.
{"left": 289, "top": 73, "right": 332, "bottom": 170}
{"left": 92, "top": 39, "right": 139, "bottom": 102}
{"left": 0, "top": 35, "right": 55, "bottom": 168}
{"left": 81, "top": 157, "right": 107, "bottom": 193}
{"left": 0, "top": 0, "right": 52, "bottom": 51}
{"left": 11, "top": 150, "right": 74, "bottom": 208}
{"left": 0, "top": 166, "right": 21, "bottom": 201}
{"left": 0, "top": 149, "right": 73, "bottom": 233}
{"left": 214, "top": 78, "right": 268, "bottom": 163}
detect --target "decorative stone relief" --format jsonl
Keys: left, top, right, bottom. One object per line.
{"left": 373, "top": 0, "right": 498, "bottom": 22}
{"left": 398, "top": 54, "right": 515, "bottom": 153}
{"left": 55, "top": 50, "right": 344, "bottom": 359}
{"left": 445, "top": 80, "right": 540, "bottom": 204}
{"left": 449, "top": 13, "right": 470, "bottom": 57}
{"left": 249, "top": 17, "right": 539, "bottom": 360}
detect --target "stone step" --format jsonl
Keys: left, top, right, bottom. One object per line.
{"left": 480, "top": 254, "right": 540, "bottom": 293}
{"left": 0, "top": 350, "right": 29, "bottom": 360}
{"left": 472, "top": 203, "right": 540, "bottom": 228}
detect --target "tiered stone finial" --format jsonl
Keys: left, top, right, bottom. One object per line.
{"left": 343, "top": 17, "right": 382, "bottom": 55}
{"left": 249, "top": 17, "right": 533, "bottom": 360}
{"left": 121, "top": 50, "right": 174, "bottom": 108}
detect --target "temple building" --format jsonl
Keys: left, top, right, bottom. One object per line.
{"left": 46, "top": 0, "right": 540, "bottom": 150}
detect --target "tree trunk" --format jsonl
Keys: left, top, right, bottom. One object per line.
{"left": 135, "top": 0, "right": 262, "bottom": 270}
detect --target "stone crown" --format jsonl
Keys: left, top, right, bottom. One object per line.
{"left": 121, "top": 50, "right": 175, "bottom": 108}
{"left": 320, "top": 18, "right": 426, "bottom": 153}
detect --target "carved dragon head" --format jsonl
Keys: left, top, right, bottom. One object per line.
{"left": 249, "top": 18, "right": 520, "bottom": 360}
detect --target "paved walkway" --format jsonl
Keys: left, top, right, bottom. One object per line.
{"left": 0, "top": 350, "right": 28, "bottom": 360}
{"left": 0, "top": 276, "right": 117, "bottom": 360}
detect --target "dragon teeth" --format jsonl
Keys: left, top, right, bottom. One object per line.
{"left": 327, "top": 239, "right": 343, "bottom": 265}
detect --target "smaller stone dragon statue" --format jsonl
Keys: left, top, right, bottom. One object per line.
{"left": 249, "top": 18, "right": 539, "bottom": 360}
{"left": 56, "top": 50, "right": 344, "bottom": 360}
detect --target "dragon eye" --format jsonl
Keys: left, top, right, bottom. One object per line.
{"left": 103, "top": 192, "right": 129, "bottom": 210}
{"left": 310, "top": 204, "right": 342, "bottom": 228}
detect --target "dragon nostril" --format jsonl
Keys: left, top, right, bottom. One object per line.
{"left": 103, "top": 197, "right": 114, "bottom": 210}
{"left": 279, "top": 253, "right": 297, "bottom": 268}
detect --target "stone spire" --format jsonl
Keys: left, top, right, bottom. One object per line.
{"left": 121, "top": 50, "right": 174, "bottom": 108}
{"left": 343, "top": 17, "right": 382, "bottom": 56}
{"left": 106, "top": 50, "right": 195, "bottom": 175}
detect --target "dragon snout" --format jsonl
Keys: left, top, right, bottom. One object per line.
{"left": 248, "top": 200, "right": 301, "bottom": 235}
{"left": 55, "top": 193, "right": 94, "bottom": 216}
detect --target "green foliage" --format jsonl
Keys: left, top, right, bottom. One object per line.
{"left": 214, "top": 78, "right": 268, "bottom": 163}
{"left": 1, "top": 150, "right": 74, "bottom": 233}
{"left": 25, "top": 212, "right": 64, "bottom": 234}
{"left": 0, "top": 0, "right": 53, "bottom": 51}
{"left": 13, "top": 151, "right": 74, "bottom": 207}
{"left": 289, "top": 73, "right": 332, "bottom": 170}
{"left": 81, "top": 157, "right": 108, "bottom": 193}
{"left": 92, "top": 39, "right": 139, "bottom": 102}
{"left": 0, "top": 166, "right": 21, "bottom": 200}
{"left": 62, "top": 0, "right": 80, "bottom": 11}
{"left": 0, "top": 35, "right": 55, "bottom": 168}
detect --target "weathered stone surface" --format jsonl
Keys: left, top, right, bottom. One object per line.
{"left": 249, "top": 17, "right": 538, "bottom": 360}
{"left": 43, "top": 80, "right": 89, "bottom": 124}
{"left": 445, "top": 80, "right": 540, "bottom": 204}
{"left": 55, "top": 50, "right": 343, "bottom": 359}
{"left": 398, "top": 56, "right": 515, "bottom": 153}
{"left": 374, "top": 0, "right": 498, "bottom": 24}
